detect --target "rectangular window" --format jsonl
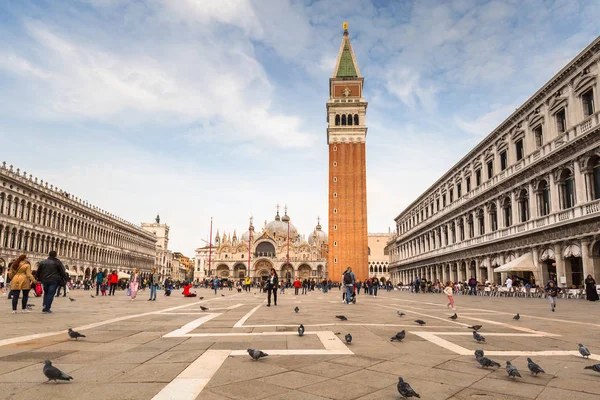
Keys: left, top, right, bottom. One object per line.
{"left": 457, "top": 183, "right": 462, "bottom": 198}
{"left": 556, "top": 109, "right": 566, "bottom": 133}
{"left": 500, "top": 151, "right": 507, "bottom": 171}
{"left": 534, "top": 126, "right": 543, "bottom": 148}
{"left": 515, "top": 139, "right": 523, "bottom": 161}
{"left": 442, "top": 194, "right": 447, "bottom": 207}
{"left": 582, "top": 89, "right": 595, "bottom": 117}
{"left": 449, "top": 189, "right": 454, "bottom": 203}
{"left": 436, "top": 198, "right": 439, "bottom": 211}
{"left": 475, "top": 170, "right": 481, "bottom": 186}
{"left": 487, "top": 161, "right": 493, "bottom": 180}
{"left": 466, "top": 177, "right": 471, "bottom": 192}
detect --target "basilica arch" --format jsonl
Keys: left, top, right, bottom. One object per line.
{"left": 298, "top": 264, "right": 312, "bottom": 279}
{"left": 216, "top": 264, "right": 230, "bottom": 278}
{"left": 280, "top": 264, "right": 294, "bottom": 281}
{"left": 253, "top": 258, "right": 273, "bottom": 281}
{"left": 233, "top": 263, "right": 247, "bottom": 279}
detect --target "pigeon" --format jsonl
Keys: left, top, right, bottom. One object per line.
{"left": 527, "top": 358, "right": 545, "bottom": 375}
{"left": 391, "top": 330, "right": 406, "bottom": 342}
{"left": 200, "top": 306, "right": 209, "bottom": 311}
{"left": 199, "top": 297, "right": 204, "bottom": 300}
{"left": 298, "top": 324, "right": 304, "bottom": 337}
{"left": 476, "top": 355, "right": 501, "bottom": 368}
{"left": 221, "top": 294, "right": 225, "bottom": 297}
{"left": 336, "top": 315, "right": 348, "bottom": 321}
{"left": 468, "top": 325, "right": 482, "bottom": 331}
{"left": 345, "top": 333, "right": 352, "bottom": 344}
{"left": 43, "top": 360, "right": 73, "bottom": 383}
{"left": 247, "top": 348, "right": 268, "bottom": 360}
{"left": 415, "top": 320, "right": 426, "bottom": 326}
{"left": 397, "top": 311, "right": 406, "bottom": 317}
{"left": 67, "top": 328, "right": 85, "bottom": 340}
{"left": 579, "top": 343, "right": 591, "bottom": 359}
{"left": 294, "top": 306, "right": 299, "bottom": 313}
{"left": 473, "top": 331, "right": 486, "bottom": 343}
{"left": 584, "top": 364, "right": 600, "bottom": 373}
{"left": 513, "top": 313, "right": 520, "bottom": 321}
{"left": 449, "top": 313, "right": 457, "bottom": 320}
{"left": 506, "top": 361, "right": 521, "bottom": 378}
{"left": 474, "top": 349, "right": 484, "bottom": 359}
{"left": 397, "top": 377, "right": 420, "bottom": 398}
{"left": 69, "top": 297, "right": 76, "bottom": 302}
{"left": 90, "top": 295, "right": 95, "bottom": 298}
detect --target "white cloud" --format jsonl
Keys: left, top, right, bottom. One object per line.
{"left": 454, "top": 104, "right": 517, "bottom": 137}
{"left": 385, "top": 67, "right": 438, "bottom": 112}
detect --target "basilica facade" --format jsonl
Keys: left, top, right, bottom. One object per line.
{"left": 196, "top": 207, "right": 327, "bottom": 282}
{"left": 387, "top": 36, "right": 600, "bottom": 289}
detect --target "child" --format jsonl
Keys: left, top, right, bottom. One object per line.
{"left": 100, "top": 280, "right": 107, "bottom": 296}
{"left": 544, "top": 280, "right": 561, "bottom": 312}
{"left": 444, "top": 281, "right": 455, "bottom": 310}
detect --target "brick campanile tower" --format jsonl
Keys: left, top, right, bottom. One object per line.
{"left": 327, "top": 22, "right": 368, "bottom": 282}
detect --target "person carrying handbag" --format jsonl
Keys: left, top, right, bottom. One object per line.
{"left": 37, "top": 250, "right": 68, "bottom": 314}
{"left": 266, "top": 268, "right": 278, "bottom": 307}
{"left": 8, "top": 254, "right": 37, "bottom": 314}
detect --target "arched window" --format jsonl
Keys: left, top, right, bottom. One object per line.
{"left": 335, "top": 115, "right": 340, "bottom": 126}
{"left": 347, "top": 114, "right": 353, "bottom": 126}
{"left": 537, "top": 180, "right": 550, "bottom": 216}
{"left": 558, "top": 169, "right": 575, "bottom": 209}
{"left": 368, "top": 247, "right": 371, "bottom": 255}
{"left": 354, "top": 114, "right": 359, "bottom": 125}
{"left": 369, "top": 266, "right": 373, "bottom": 273}
{"left": 589, "top": 156, "right": 600, "bottom": 200}
{"left": 467, "top": 214, "right": 474, "bottom": 238}
{"left": 518, "top": 189, "right": 529, "bottom": 222}
{"left": 341, "top": 115, "right": 347, "bottom": 125}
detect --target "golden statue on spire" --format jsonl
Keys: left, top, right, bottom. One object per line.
{"left": 343, "top": 21, "right": 348, "bottom": 30}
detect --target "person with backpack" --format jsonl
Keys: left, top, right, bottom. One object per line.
{"left": 468, "top": 277, "right": 477, "bottom": 295}
{"left": 7, "top": 255, "right": 37, "bottom": 314}
{"left": 342, "top": 267, "right": 356, "bottom": 305}
{"left": 95, "top": 268, "right": 104, "bottom": 296}
{"left": 37, "top": 251, "right": 68, "bottom": 314}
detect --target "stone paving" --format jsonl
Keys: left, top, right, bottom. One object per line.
{"left": 1, "top": 287, "right": 600, "bottom": 399}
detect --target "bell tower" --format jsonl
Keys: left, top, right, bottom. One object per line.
{"left": 327, "top": 22, "right": 368, "bottom": 282}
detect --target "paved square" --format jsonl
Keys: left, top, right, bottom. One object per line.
{"left": 1, "top": 288, "right": 600, "bottom": 399}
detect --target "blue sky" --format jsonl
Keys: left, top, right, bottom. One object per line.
{"left": 0, "top": 0, "right": 599, "bottom": 255}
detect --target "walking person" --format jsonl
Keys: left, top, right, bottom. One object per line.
{"left": 293, "top": 278, "right": 301, "bottom": 295}
{"left": 584, "top": 275, "right": 599, "bottom": 302}
{"left": 444, "top": 281, "right": 455, "bottom": 311}
{"left": 7, "top": 255, "right": 37, "bottom": 314}
{"left": 212, "top": 277, "right": 220, "bottom": 295}
{"left": 109, "top": 270, "right": 118, "bottom": 296}
{"left": 148, "top": 268, "right": 158, "bottom": 301}
{"left": 95, "top": 268, "right": 104, "bottom": 296}
{"left": 342, "top": 266, "right": 356, "bottom": 305}
{"left": 544, "top": 280, "right": 561, "bottom": 312}
{"left": 266, "top": 268, "right": 278, "bottom": 307}
{"left": 129, "top": 268, "right": 140, "bottom": 300}
{"left": 37, "top": 251, "right": 68, "bottom": 314}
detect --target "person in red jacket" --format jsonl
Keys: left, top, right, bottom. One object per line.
{"left": 108, "top": 271, "right": 118, "bottom": 296}
{"left": 293, "top": 278, "right": 301, "bottom": 295}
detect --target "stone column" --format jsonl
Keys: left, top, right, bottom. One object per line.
{"left": 511, "top": 191, "right": 518, "bottom": 226}
{"left": 581, "top": 239, "right": 594, "bottom": 280}
{"left": 574, "top": 159, "right": 586, "bottom": 204}
{"left": 554, "top": 243, "right": 567, "bottom": 288}
{"left": 473, "top": 259, "right": 480, "bottom": 284}
{"left": 532, "top": 247, "right": 543, "bottom": 286}
{"left": 549, "top": 172, "right": 559, "bottom": 213}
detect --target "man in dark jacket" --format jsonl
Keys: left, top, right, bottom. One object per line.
{"left": 37, "top": 251, "right": 68, "bottom": 313}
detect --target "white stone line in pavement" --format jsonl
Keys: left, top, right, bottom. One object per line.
{"left": 163, "top": 314, "right": 221, "bottom": 338}
{"left": 411, "top": 332, "right": 472, "bottom": 355}
{"left": 0, "top": 296, "right": 237, "bottom": 348}
{"left": 457, "top": 315, "right": 560, "bottom": 336}
{"left": 238, "top": 323, "right": 463, "bottom": 328}
{"left": 417, "top": 332, "right": 548, "bottom": 337}
{"left": 233, "top": 304, "right": 262, "bottom": 327}
{"left": 379, "top": 304, "right": 471, "bottom": 327}
{"left": 165, "top": 304, "right": 244, "bottom": 313}
{"left": 483, "top": 351, "right": 600, "bottom": 360}
{"left": 151, "top": 350, "right": 231, "bottom": 400}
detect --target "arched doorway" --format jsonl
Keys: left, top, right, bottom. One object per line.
{"left": 563, "top": 244, "right": 583, "bottom": 287}
{"left": 254, "top": 259, "right": 273, "bottom": 281}
{"left": 298, "top": 264, "right": 311, "bottom": 279}
{"left": 233, "top": 264, "right": 246, "bottom": 279}
{"left": 281, "top": 264, "right": 293, "bottom": 281}
{"left": 539, "top": 247, "right": 556, "bottom": 284}
{"left": 85, "top": 268, "right": 91, "bottom": 279}
{"left": 216, "top": 264, "right": 230, "bottom": 278}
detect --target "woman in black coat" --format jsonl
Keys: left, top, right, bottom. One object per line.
{"left": 584, "top": 274, "right": 599, "bottom": 301}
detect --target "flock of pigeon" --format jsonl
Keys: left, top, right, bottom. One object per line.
{"left": 39, "top": 302, "right": 600, "bottom": 400}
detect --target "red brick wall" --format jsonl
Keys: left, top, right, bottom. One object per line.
{"left": 328, "top": 142, "right": 368, "bottom": 281}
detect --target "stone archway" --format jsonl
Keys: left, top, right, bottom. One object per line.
{"left": 216, "top": 264, "right": 230, "bottom": 278}
{"left": 298, "top": 264, "right": 312, "bottom": 279}
{"left": 256, "top": 269, "right": 270, "bottom": 281}
{"left": 254, "top": 259, "right": 273, "bottom": 281}
{"left": 233, "top": 264, "right": 247, "bottom": 279}
{"left": 281, "top": 264, "right": 293, "bottom": 281}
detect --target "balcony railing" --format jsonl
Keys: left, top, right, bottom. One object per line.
{"left": 391, "top": 198, "right": 600, "bottom": 265}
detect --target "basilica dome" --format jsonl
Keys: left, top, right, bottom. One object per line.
{"left": 266, "top": 210, "right": 298, "bottom": 238}
{"left": 308, "top": 220, "right": 328, "bottom": 245}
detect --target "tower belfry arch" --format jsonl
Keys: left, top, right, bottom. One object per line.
{"left": 327, "top": 22, "right": 368, "bottom": 281}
